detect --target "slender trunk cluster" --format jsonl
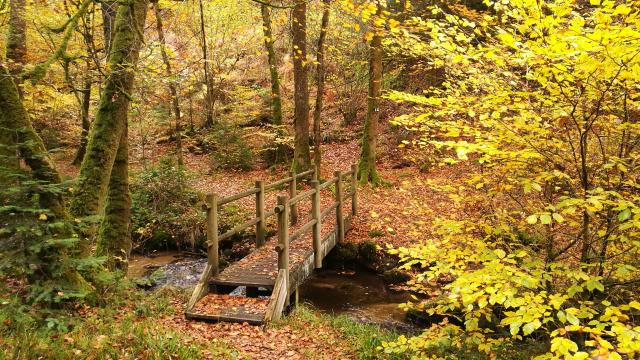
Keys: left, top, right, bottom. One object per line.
{"left": 261, "top": 4, "right": 283, "bottom": 125}
{"left": 292, "top": 0, "right": 311, "bottom": 172}
{"left": 154, "top": 2, "right": 184, "bottom": 165}
{"left": 358, "top": 4, "right": 383, "bottom": 185}
{"left": 313, "top": 0, "right": 331, "bottom": 176}
{"left": 199, "top": 0, "right": 215, "bottom": 128}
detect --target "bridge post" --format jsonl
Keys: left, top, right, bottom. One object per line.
{"left": 206, "top": 194, "right": 219, "bottom": 277}
{"left": 311, "top": 180, "right": 322, "bottom": 268}
{"left": 334, "top": 171, "right": 345, "bottom": 243}
{"left": 351, "top": 164, "right": 358, "bottom": 215}
{"left": 276, "top": 195, "right": 290, "bottom": 305}
{"left": 289, "top": 171, "right": 298, "bottom": 225}
{"left": 255, "top": 180, "right": 266, "bottom": 247}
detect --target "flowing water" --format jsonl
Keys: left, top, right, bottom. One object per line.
{"left": 129, "top": 251, "right": 417, "bottom": 332}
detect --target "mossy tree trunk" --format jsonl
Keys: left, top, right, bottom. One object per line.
{"left": 358, "top": 4, "right": 383, "bottom": 186}
{"left": 313, "top": 0, "right": 330, "bottom": 176}
{"left": 73, "top": 72, "right": 92, "bottom": 166}
{"left": 70, "top": 0, "right": 148, "bottom": 255}
{"left": 101, "top": 1, "right": 118, "bottom": 57}
{"left": 154, "top": 2, "right": 184, "bottom": 166}
{"left": 292, "top": 0, "right": 311, "bottom": 173}
{"left": 96, "top": 126, "right": 131, "bottom": 270}
{"left": 0, "top": 66, "right": 67, "bottom": 219}
{"left": 7, "top": 0, "right": 27, "bottom": 82}
{"left": 260, "top": 4, "right": 283, "bottom": 125}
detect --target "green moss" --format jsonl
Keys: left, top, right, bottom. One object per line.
{"left": 70, "top": 0, "right": 149, "bottom": 253}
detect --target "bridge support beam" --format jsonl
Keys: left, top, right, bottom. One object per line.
{"left": 276, "top": 195, "right": 290, "bottom": 305}
{"left": 351, "top": 164, "right": 358, "bottom": 215}
{"left": 335, "top": 171, "right": 345, "bottom": 243}
{"left": 206, "top": 194, "right": 219, "bottom": 277}
{"left": 289, "top": 171, "right": 298, "bottom": 225}
{"left": 255, "top": 180, "right": 266, "bottom": 247}
{"left": 311, "top": 180, "right": 322, "bottom": 268}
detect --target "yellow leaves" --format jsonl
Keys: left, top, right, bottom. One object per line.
{"left": 38, "top": 214, "right": 48, "bottom": 221}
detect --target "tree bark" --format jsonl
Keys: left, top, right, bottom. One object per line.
{"left": 70, "top": 0, "right": 148, "bottom": 253}
{"left": 73, "top": 70, "right": 92, "bottom": 166}
{"left": 292, "top": 0, "right": 311, "bottom": 172}
{"left": 358, "top": 4, "right": 383, "bottom": 185}
{"left": 101, "top": 1, "right": 118, "bottom": 57}
{"left": 154, "top": 2, "right": 184, "bottom": 165}
{"left": 7, "top": 0, "right": 27, "bottom": 77}
{"left": 260, "top": 4, "right": 283, "bottom": 125}
{"left": 198, "top": 0, "right": 215, "bottom": 128}
{"left": 0, "top": 66, "right": 67, "bottom": 219}
{"left": 96, "top": 126, "right": 131, "bottom": 270}
{"left": 313, "top": 0, "right": 330, "bottom": 175}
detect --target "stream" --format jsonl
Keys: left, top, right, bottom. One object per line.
{"left": 129, "top": 251, "right": 418, "bottom": 332}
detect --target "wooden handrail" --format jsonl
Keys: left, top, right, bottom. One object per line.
{"left": 320, "top": 201, "right": 339, "bottom": 220}
{"left": 289, "top": 218, "right": 318, "bottom": 242}
{"left": 218, "top": 187, "right": 260, "bottom": 206}
{"left": 218, "top": 217, "right": 261, "bottom": 241}
{"left": 288, "top": 188, "right": 316, "bottom": 205}
{"left": 318, "top": 176, "right": 338, "bottom": 190}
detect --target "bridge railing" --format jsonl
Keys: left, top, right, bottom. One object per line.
{"left": 187, "top": 164, "right": 358, "bottom": 312}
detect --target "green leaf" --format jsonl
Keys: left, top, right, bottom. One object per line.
{"left": 566, "top": 313, "right": 579, "bottom": 325}
{"left": 618, "top": 208, "right": 631, "bottom": 222}
{"left": 526, "top": 215, "right": 538, "bottom": 224}
{"left": 540, "top": 214, "right": 552, "bottom": 225}
{"left": 557, "top": 311, "right": 566, "bottom": 324}
{"left": 494, "top": 249, "right": 506, "bottom": 259}
{"left": 522, "top": 322, "right": 535, "bottom": 335}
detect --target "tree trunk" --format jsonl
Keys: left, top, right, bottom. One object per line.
{"left": 73, "top": 72, "right": 92, "bottom": 166}
{"left": 101, "top": 1, "right": 118, "bottom": 57}
{"left": 292, "top": 0, "right": 311, "bottom": 172}
{"left": 358, "top": 4, "right": 383, "bottom": 185}
{"left": 198, "top": 0, "right": 215, "bottom": 128}
{"left": 7, "top": 0, "right": 27, "bottom": 88}
{"left": 70, "top": 0, "right": 148, "bottom": 252}
{"left": 313, "top": 0, "right": 330, "bottom": 175}
{"left": 96, "top": 126, "right": 131, "bottom": 270}
{"left": 0, "top": 66, "right": 67, "bottom": 219}
{"left": 154, "top": 2, "right": 184, "bottom": 166}
{"left": 260, "top": 4, "right": 283, "bottom": 125}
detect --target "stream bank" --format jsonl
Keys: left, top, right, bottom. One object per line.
{"left": 128, "top": 246, "right": 418, "bottom": 332}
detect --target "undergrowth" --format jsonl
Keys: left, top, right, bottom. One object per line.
{"left": 0, "top": 287, "right": 237, "bottom": 360}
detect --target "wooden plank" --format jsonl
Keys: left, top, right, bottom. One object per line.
{"left": 210, "top": 277, "right": 275, "bottom": 288}
{"left": 186, "top": 310, "right": 265, "bottom": 325}
{"left": 186, "top": 263, "right": 213, "bottom": 311}
{"left": 264, "top": 270, "right": 287, "bottom": 322}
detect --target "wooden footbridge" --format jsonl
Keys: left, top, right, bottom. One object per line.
{"left": 185, "top": 165, "right": 358, "bottom": 324}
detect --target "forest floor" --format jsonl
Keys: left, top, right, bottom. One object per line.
{"left": 42, "top": 123, "right": 468, "bottom": 359}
